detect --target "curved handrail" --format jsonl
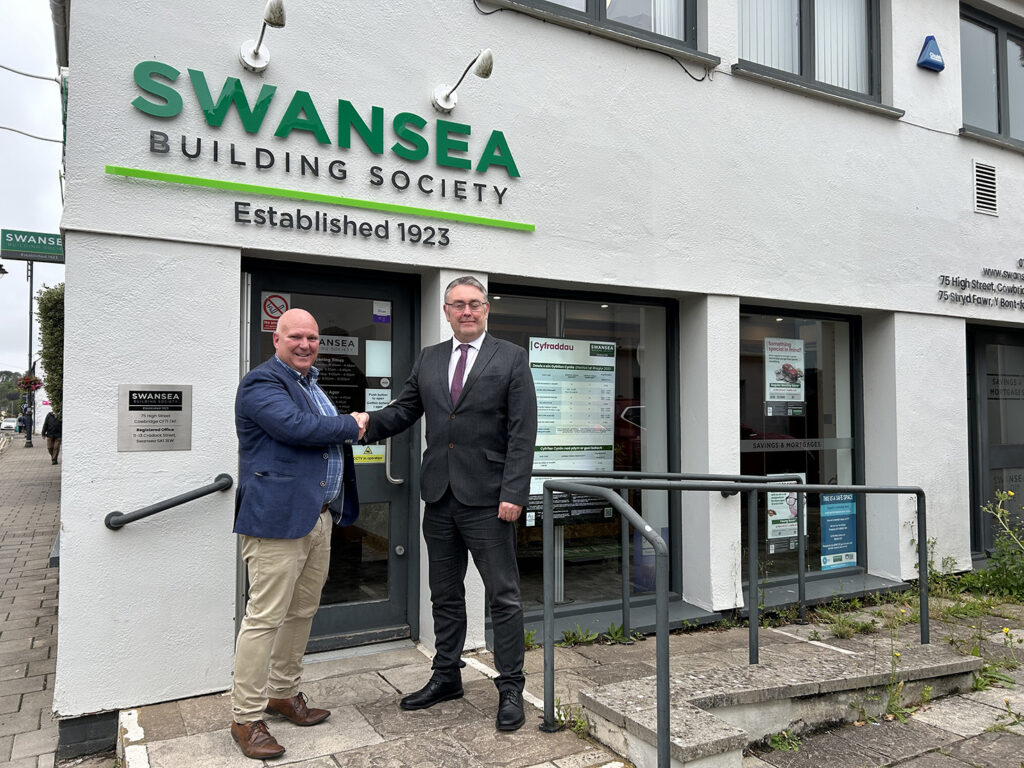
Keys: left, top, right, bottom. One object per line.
{"left": 105, "top": 474, "right": 234, "bottom": 530}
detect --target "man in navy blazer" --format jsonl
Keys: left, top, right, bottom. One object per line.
{"left": 230, "top": 308, "right": 368, "bottom": 760}
{"left": 365, "top": 276, "right": 537, "bottom": 731}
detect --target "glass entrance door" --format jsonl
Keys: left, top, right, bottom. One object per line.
{"left": 245, "top": 260, "right": 419, "bottom": 649}
{"left": 970, "top": 330, "right": 1024, "bottom": 553}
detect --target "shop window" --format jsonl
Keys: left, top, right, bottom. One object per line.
{"left": 486, "top": 0, "right": 707, "bottom": 61}
{"left": 960, "top": 7, "right": 1024, "bottom": 145}
{"left": 737, "top": 0, "right": 878, "bottom": 98}
{"left": 488, "top": 292, "right": 673, "bottom": 604}
{"left": 739, "top": 311, "right": 859, "bottom": 581}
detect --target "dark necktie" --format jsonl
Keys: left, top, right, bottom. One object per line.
{"left": 451, "top": 343, "right": 470, "bottom": 404}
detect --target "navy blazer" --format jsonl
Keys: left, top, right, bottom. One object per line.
{"left": 234, "top": 357, "right": 360, "bottom": 539}
{"left": 366, "top": 334, "right": 537, "bottom": 508}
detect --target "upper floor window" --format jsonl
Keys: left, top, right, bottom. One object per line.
{"left": 961, "top": 7, "right": 1024, "bottom": 145}
{"left": 738, "top": 0, "right": 879, "bottom": 98}
{"left": 493, "top": 0, "right": 706, "bottom": 60}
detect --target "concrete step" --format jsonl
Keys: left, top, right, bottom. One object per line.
{"left": 578, "top": 630, "right": 984, "bottom": 768}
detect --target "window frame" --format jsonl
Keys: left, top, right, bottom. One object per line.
{"left": 487, "top": 282, "right": 683, "bottom": 594}
{"left": 960, "top": 6, "right": 1024, "bottom": 152}
{"left": 484, "top": 0, "right": 719, "bottom": 68}
{"left": 738, "top": 304, "right": 867, "bottom": 584}
{"left": 733, "top": 0, "right": 888, "bottom": 111}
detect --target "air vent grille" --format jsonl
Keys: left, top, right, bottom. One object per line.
{"left": 973, "top": 160, "right": 997, "bottom": 216}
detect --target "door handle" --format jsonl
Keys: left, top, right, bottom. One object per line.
{"left": 385, "top": 436, "right": 405, "bottom": 485}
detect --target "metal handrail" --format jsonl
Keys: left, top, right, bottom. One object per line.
{"left": 532, "top": 470, "right": 801, "bottom": 637}
{"left": 537, "top": 474, "right": 928, "bottom": 768}
{"left": 104, "top": 474, "right": 233, "bottom": 530}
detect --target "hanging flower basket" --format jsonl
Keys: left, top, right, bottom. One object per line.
{"left": 16, "top": 374, "right": 43, "bottom": 392}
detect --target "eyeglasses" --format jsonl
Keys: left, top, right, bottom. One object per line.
{"left": 445, "top": 301, "right": 488, "bottom": 313}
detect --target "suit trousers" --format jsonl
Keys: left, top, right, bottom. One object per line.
{"left": 423, "top": 490, "right": 525, "bottom": 693}
{"left": 231, "top": 509, "right": 331, "bottom": 722}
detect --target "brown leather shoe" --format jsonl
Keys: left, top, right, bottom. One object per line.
{"left": 231, "top": 720, "right": 285, "bottom": 759}
{"left": 265, "top": 691, "right": 331, "bottom": 726}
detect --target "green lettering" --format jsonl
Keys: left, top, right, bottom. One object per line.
{"left": 273, "top": 90, "right": 330, "bottom": 143}
{"left": 131, "top": 61, "right": 182, "bottom": 118}
{"left": 436, "top": 120, "right": 471, "bottom": 171}
{"left": 391, "top": 112, "right": 428, "bottom": 161}
{"left": 337, "top": 100, "right": 384, "bottom": 154}
{"left": 187, "top": 69, "right": 276, "bottom": 133}
{"left": 476, "top": 130, "right": 520, "bottom": 178}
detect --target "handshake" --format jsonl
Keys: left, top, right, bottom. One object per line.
{"left": 350, "top": 411, "right": 369, "bottom": 441}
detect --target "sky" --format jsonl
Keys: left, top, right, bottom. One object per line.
{"left": 0, "top": 1, "right": 66, "bottom": 376}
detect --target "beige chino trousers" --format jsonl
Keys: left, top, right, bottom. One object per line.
{"left": 231, "top": 509, "right": 331, "bottom": 722}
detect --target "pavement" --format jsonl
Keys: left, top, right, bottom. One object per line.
{"left": 1, "top": 434, "right": 1023, "bottom": 768}
{"left": 0, "top": 432, "right": 60, "bottom": 768}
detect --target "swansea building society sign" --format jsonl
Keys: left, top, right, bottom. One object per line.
{"left": 112, "top": 60, "right": 534, "bottom": 241}
{"left": 117, "top": 384, "right": 192, "bottom": 452}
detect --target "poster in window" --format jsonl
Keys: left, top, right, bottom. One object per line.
{"left": 764, "top": 337, "right": 805, "bottom": 403}
{"left": 525, "top": 337, "right": 616, "bottom": 525}
{"left": 766, "top": 472, "right": 806, "bottom": 540}
{"left": 821, "top": 492, "right": 857, "bottom": 570}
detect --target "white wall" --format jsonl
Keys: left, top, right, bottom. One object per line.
{"left": 53, "top": 233, "right": 240, "bottom": 716}
{"left": 863, "top": 312, "right": 972, "bottom": 582}
{"left": 680, "top": 295, "right": 742, "bottom": 611}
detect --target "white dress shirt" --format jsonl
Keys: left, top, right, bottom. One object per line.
{"left": 447, "top": 332, "right": 485, "bottom": 391}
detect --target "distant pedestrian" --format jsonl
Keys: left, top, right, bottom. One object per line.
{"left": 41, "top": 411, "right": 62, "bottom": 465}
{"left": 16, "top": 414, "right": 24, "bottom": 434}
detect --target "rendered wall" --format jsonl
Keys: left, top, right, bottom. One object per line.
{"left": 53, "top": 233, "right": 240, "bottom": 716}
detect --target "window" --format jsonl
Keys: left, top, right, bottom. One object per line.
{"left": 739, "top": 311, "right": 861, "bottom": 581}
{"left": 961, "top": 7, "right": 1024, "bottom": 145}
{"left": 737, "top": 0, "right": 879, "bottom": 99}
{"left": 488, "top": 291, "right": 675, "bottom": 606}
{"left": 489, "top": 0, "right": 710, "bottom": 61}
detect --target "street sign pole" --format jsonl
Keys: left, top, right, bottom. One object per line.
{"left": 24, "top": 260, "right": 34, "bottom": 448}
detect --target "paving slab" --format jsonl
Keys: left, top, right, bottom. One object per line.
{"left": 911, "top": 695, "right": 1008, "bottom": 737}
{"left": 752, "top": 730, "right": 889, "bottom": 768}
{"left": 176, "top": 690, "right": 232, "bottom": 736}
{"left": 831, "top": 718, "right": 960, "bottom": 761}
{"left": 943, "top": 730, "right": 1024, "bottom": 768}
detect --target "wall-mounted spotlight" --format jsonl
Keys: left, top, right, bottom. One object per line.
{"left": 431, "top": 48, "right": 494, "bottom": 114}
{"left": 240, "top": 0, "right": 287, "bottom": 73}
{"left": 0, "top": 263, "right": 8, "bottom": 278}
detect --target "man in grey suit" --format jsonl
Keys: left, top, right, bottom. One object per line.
{"left": 365, "top": 276, "right": 537, "bottom": 731}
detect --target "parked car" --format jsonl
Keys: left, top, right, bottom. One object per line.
{"left": 1, "top": 417, "right": 17, "bottom": 432}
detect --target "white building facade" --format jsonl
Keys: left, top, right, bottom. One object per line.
{"left": 51, "top": 0, "right": 1024, "bottom": 753}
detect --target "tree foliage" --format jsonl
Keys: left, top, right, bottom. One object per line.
{"left": 36, "top": 283, "right": 64, "bottom": 415}
{"left": 0, "top": 371, "right": 20, "bottom": 417}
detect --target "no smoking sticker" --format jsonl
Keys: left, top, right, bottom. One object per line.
{"left": 261, "top": 293, "right": 290, "bottom": 332}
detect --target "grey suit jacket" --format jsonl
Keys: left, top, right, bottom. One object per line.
{"left": 366, "top": 333, "right": 537, "bottom": 507}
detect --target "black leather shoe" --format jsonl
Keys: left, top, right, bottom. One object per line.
{"left": 496, "top": 689, "right": 526, "bottom": 731}
{"left": 399, "top": 677, "right": 464, "bottom": 710}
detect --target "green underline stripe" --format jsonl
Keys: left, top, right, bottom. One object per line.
{"left": 104, "top": 166, "right": 535, "bottom": 232}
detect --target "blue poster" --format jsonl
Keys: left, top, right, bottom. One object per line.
{"left": 820, "top": 493, "right": 857, "bottom": 570}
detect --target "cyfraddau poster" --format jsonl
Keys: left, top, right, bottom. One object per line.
{"left": 525, "top": 337, "right": 616, "bottom": 525}
{"left": 764, "top": 337, "right": 805, "bottom": 402}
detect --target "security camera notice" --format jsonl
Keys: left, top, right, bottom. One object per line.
{"left": 117, "top": 384, "right": 192, "bottom": 452}
{"left": 233, "top": 202, "right": 450, "bottom": 247}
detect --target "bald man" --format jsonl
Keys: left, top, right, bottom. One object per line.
{"left": 230, "top": 309, "right": 370, "bottom": 759}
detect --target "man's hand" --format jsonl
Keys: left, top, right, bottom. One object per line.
{"left": 498, "top": 501, "right": 523, "bottom": 522}
{"left": 350, "top": 411, "right": 369, "bottom": 440}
